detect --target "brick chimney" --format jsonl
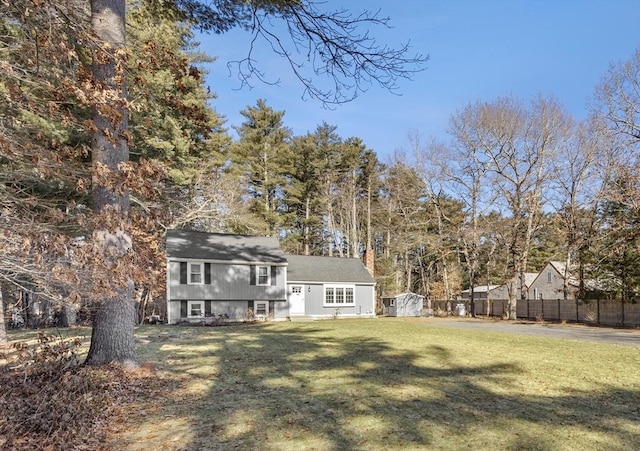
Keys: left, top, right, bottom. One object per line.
{"left": 363, "top": 247, "right": 375, "bottom": 276}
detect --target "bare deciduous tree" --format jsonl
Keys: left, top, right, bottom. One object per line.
{"left": 451, "top": 96, "right": 571, "bottom": 319}
{"left": 593, "top": 48, "right": 640, "bottom": 145}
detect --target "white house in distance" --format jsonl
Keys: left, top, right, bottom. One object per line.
{"left": 165, "top": 229, "right": 376, "bottom": 323}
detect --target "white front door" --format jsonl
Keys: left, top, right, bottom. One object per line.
{"left": 289, "top": 285, "right": 305, "bottom": 315}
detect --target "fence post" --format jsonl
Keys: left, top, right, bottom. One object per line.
{"left": 541, "top": 299, "right": 544, "bottom": 320}
{"left": 527, "top": 298, "right": 530, "bottom": 320}
{"left": 597, "top": 299, "right": 600, "bottom": 325}
{"left": 576, "top": 298, "right": 579, "bottom": 324}
{"left": 558, "top": 299, "right": 561, "bottom": 321}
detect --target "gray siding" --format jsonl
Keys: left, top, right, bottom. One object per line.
{"left": 167, "top": 299, "right": 289, "bottom": 323}
{"left": 301, "top": 283, "right": 375, "bottom": 317}
{"left": 168, "top": 260, "right": 286, "bottom": 301}
{"left": 529, "top": 263, "right": 573, "bottom": 300}
{"left": 168, "top": 300, "right": 248, "bottom": 323}
{"left": 272, "top": 299, "right": 289, "bottom": 319}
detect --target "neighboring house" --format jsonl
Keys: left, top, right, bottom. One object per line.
{"left": 381, "top": 293, "right": 424, "bottom": 317}
{"left": 489, "top": 273, "right": 538, "bottom": 300}
{"left": 529, "top": 261, "right": 619, "bottom": 300}
{"left": 529, "top": 261, "right": 577, "bottom": 300}
{"left": 165, "top": 230, "right": 376, "bottom": 323}
{"left": 461, "top": 273, "right": 537, "bottom": 301}
{"left": 165, "top": 229, "right": 288, "bottom": 324}
{"left": 462, "top": 261, "right": 618, "bottom": 302}
{"left": 460, "top": 285, "right": 502, "bottom": 300}
{"left": 285, "top": 254, "right": 376, "bottom": 319}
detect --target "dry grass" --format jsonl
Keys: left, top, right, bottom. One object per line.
{"left": 4, "top": 318, "right": 640, "bottom": 450}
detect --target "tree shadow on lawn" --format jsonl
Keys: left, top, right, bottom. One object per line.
{"left": 126, "top": 324, "right": 640, "bottom": 450}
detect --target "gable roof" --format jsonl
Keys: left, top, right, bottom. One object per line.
{"left": 285, "top": 255, "right": 376, "bottom": 285}
{"left": 165, "top": 229, "right": 286, "bottom": 264}
{"left": 536, "top": 261, "right": 579, "bottom": 286}
{"left": 548, "top": 260, "right": 568, "bottom": 276}
{"left": 523, "top": 272, "right": 538, "bottom": 287}
{"left": 461, "top": 285, "right": 501, "bottom": 294}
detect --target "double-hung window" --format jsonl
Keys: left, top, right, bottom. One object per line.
{"left": 188, "top": 262, "right": 203, "bottom": 284}
{"left": 324, "top": 285, "right": 355, "bottom": 307}
{"left": 187, "top": 301, "right": 204, "bottom": 318}
{"left": 255, "top": 301, "right": 268, "bottom": 317}
{"left": 257, "top": 266, "right": 270, "bottom": 286}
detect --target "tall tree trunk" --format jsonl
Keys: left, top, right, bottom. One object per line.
{"left": 366, "top": 178, "right": 372, "bottom": 250}
{"left": 263, "top": 149, "right": 269, "bottom": 212}
{"left": 304, "top": 196, "right": 310, "bottom": 255}
{"left": 506, "top": 241, "right": 518, "bottom": 320}
{"left": 404, "top": 250, "right": 412, "bottom": 292}
{"left": 0, "top": 284, "right": 7, "bottom": 345}
{"left": 85, "top": 0, "right": 136, "bottom": 365}
{"left": 351, "top": 170, "right": 358, "bottom": 258}
{"left": 88, "top": 284, "right": 136, "bottom": 363}
{"left": 326, "top": 195, "right": 335, "bottom": 257}
{"left": 433, "top": 198, "right": 451, "bottom": 300}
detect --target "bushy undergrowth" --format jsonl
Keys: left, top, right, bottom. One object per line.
{"left": 0, "top": 332, "right": 156, "bottom": 450}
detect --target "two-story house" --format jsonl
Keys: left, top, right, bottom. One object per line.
{"left": 528, "top": 261, "right": 575, "bottom": 300}
{"left": 165, "top": 229, "right": 288, "bottom": 323}
{"left": 165, "top": 229, "right": 376, "bottom": 323}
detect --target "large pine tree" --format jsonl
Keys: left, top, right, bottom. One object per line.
{"left": 231, "top": 99, "right": 292, "bottom": 234}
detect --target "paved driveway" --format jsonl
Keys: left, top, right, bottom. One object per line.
{"left": 426, "top": 318, "right": 640, "bottom": 347}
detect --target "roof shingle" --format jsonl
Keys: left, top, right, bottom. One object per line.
{"left": 285, "top": 254, "right": 375, "bottom": 284}
{"left": 165, "top": 229, "right": 286, "bottom": 263}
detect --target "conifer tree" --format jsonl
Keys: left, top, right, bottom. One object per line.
{"left": 1, "top": 0, "right": 426, "bottom": 361}
{"left": 286, "top": 130, "right": 327, "bottom": 254}
{"left": 231, "top": 99, "right": 292, "bottom": 234}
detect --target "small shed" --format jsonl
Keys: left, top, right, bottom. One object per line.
{"left": 382, "top": 293, "right": 425, "bottom": 317}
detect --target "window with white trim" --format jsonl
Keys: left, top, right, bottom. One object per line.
{"left": 255, "top": 301, "right": 268, "bottom": 317}
{"left": 257, "top": 266, "right": 270, "bottom": 286}
{"left": 188, "top": 262, "right": 203, "bottom": 284}
{"left": 187, "top": 301, "right": 204, "bottom": 318}
{"left": 324, "top": 285, "right": 355, "bottom": 306}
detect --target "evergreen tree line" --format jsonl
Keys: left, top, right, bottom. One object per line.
{"left": 1, "top": 0, "right": 638, "bottom": 338}
{"left": 202, "top": 69, "right": 640, "bottom": 312}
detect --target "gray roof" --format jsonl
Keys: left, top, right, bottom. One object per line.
{"left": 382, "top": 292, "right": 425, "bottom": 299}
{"left": 165, "top": 229, "right": 286, "bottom": 263}
{"left": 461, "top": 285, "right": 501, "bottom": 294}
{"left": 285, "top": 254, "right": 375, "bottom": 285}
{"left": 523, "top": 272, "right": 538, "bottom": 287}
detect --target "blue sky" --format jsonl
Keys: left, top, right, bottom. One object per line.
{"left": 197, "top": 0, "right": 640, "bottom": 162}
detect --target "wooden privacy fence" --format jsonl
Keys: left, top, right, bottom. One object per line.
{"left": 430, "top": 299, "right": 640, "bottom": 327}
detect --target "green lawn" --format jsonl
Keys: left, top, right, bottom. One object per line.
{"left": 119, "top": 318, "right": 640, "bottom": 451}
{"left": 7, "top": 318, "right": 640, "bottom": 450}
